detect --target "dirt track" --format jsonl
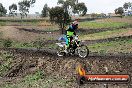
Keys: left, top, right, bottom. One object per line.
{"left": 0, "top": 48, "right": 132, "bottom": 88}
{"left": 0, "top": 26, "right": 132, "bottom": 87}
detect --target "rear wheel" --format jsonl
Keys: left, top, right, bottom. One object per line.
{"left": 78, "top": 45, "right": 89, "bottom": 58}
{"left": 56, "top": 46, "right": 65, "bottom": 57}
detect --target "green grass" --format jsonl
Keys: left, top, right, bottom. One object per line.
{"left": 0, "top": 71, "right": 74, "bottom": 88}
{"left": 19, "top": 21, "right": 38, "bottom": 26}
{"left": 12, "top": 42, "right": 35, "bottom": 48}
{"left": 24, "top": 70, "right": 44, "bottom": 82}
{"left": 79, "top": 21, "right": 130, "bottom": 29}
{"left": 0, "top": 19, "right": 49, "bottom": 26}
{"left": 0, "top": 51, "right": 14, "bottom": 76}
{"left": 0, "top": 32, "right": 3, "bottom": 38}
{"left": 1, "top": 78, "right": 72, "bottom": 88}
{"left": 124, "top": 16, "right": 132, "bottom": 19}
{"left": 0, "top": 18, "right": 48, "bottom": 22}
{"left": 0, "top": 21, "right": 38, "bottom": 26}
{"left": 88, "top": 39, "right": 132, "bottom": 54}
{"left": 80, "top": 28, "right": 132, "bottom": 40}
{"left": 0, "top": 22, "right": 6, "bottom": 26}
{"left": 0, "top": 39, "right": 43, "bottom": 49}
{"left": 0, "top": 70, "right": 44, "bottom": 88}
{"left": 0, "top": 19, "right": 50, "bottom": 26}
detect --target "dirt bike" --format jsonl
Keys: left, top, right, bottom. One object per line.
{"left": 56, "top": 35, "right": 89, "bottom": 58}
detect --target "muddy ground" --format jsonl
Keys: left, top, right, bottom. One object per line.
{"left": 0, "top": 48, "right": 132, "bottom": 88}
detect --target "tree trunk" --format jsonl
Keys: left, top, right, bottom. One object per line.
{"left": 62, "top": 28, "right": 64, "bottom": 34}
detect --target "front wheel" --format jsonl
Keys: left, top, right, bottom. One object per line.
{"left": 78, "top": 45, "right": 89, "bottom": 58}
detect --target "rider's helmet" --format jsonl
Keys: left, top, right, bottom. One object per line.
{"left": 72, "top": 20, "right": 78, "bottom": 30}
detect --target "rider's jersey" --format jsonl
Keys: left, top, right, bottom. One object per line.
{"left": 66, "top": 25, "right": 76, "bottom": 37}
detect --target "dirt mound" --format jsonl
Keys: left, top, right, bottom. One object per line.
{"left": 0, "top": 26, "right": 60, "bottom": 42}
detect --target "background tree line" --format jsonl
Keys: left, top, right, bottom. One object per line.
{"left": 115, "top": 2, "right": 132, "bottom": 16}
{"left": 0, "top": 0, "right": 87, "bottom": 34}
{"left": 0, "top": 3, "right": 7, "bottom": 17}
{"left": 0, "top": 0, "right": 36, "bottom": 18}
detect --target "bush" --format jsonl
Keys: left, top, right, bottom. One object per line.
{"left": 3, "top": 39, "right": 12, "bottom": 48}
{"left": 24, "top": 70, "right": 44, "bottom": 82}
{"left": 33, "top": 38, "right": 44, "bottom": 49}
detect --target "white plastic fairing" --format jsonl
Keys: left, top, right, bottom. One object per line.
{"left": 74, "top": 36, "right": 78, "bottom": 40}
{"left": 56, "top": 43, "right": 65, "bottom": 47}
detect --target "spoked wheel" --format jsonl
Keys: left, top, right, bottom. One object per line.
{"left": 78, "top": 45, "right": 89, "bottom": 58}
{"left": 56, "top": 46, "right": 65, "bottom": 57}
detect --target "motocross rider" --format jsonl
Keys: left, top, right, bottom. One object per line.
{"left": 65, "top": 20, "right": 78, "bottom": 52}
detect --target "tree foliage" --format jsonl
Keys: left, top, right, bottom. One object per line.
{"left": 49, "top": 6, "right": 71, "bottom": 34}
{"left": 57, "top": 0, "right": 87, "bottom": 16}
{"left": 73, "top": 2, "right": 87, "bottom": 16}
{"left": 9, "top": 4, "right": 17, "bottom": 17}
{"left": 18, "top": 0, "right": 36, "bottom": 19}
{"left": 123, "top": 2, "right": 132, "bottom": 16}
{"left": 123, "top": 3, "right": 129, "bottom": 10}
{"left": 30, "top": 0, "right": 36, "bottom": 5}
{"left": 49, "top": 0, "right": 87, "bottom": 34}
{"left": 0, "top": 3, "right": 7, "bottom": 17}
{"left": 115, "top": 7, "right": 124, "bottom": 16}
{"left": 41, "top": 4, "right": 49, "bottom": 17}
{"left": 58, "top": 0, "right": 78, "bottom": 9}
{"left": 123, "top": 2, "right": 132, "bottom": 10}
